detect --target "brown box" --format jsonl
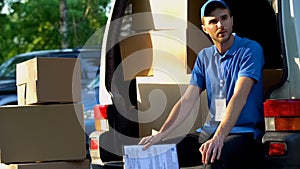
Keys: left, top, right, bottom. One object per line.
{"left": 0, "top": 103, "right": 86, "bottom": 163}
{"left": 119, "top": 29, "right": 212, "bottom": 80}
{"left": 263, "top": 69, "right": 283, "bottom": 97}
{"left": 7, "top": 160, "right": 90, "bottom": 169}
{"left": 136, "top": 83, "right": 208, "bottom": 139}
{"left": 119, "top": 33, "right": 153, "bottom": 80}
{"left": 16, "top": 57, "right": 81, "bottom": 105}
{"left": 132, "top": 0, "right": 204, "bottom": 30}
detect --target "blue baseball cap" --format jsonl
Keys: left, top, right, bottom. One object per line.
{"left": 200, "top": 0, "right": 230, "bottom": 19}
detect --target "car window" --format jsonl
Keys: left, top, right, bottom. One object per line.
{"left": 0, "top": 56, "right": 35, "bottom": 79}
{"left": 87, "top": 74, "right": 99, "bottom": 89}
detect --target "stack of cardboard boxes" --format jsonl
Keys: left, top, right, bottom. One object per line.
{"left": 0, "top": 57, "right": 90, "bottom": 169}
{"left": 118, "top": 0, "right": 212, "bottom": 139}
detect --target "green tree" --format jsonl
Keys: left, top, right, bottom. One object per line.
{"left": 60, "top": 0, "right": 69, "bottom": 49}
{"left": 0, "top": 0, "right": 110, "bottom": 64}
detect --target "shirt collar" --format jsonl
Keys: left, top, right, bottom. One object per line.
{"left": 227, "top": 33, "right": 240, "bottom": 56}
{"left": 213, "top": 33, "right": 240, "bottom": 59}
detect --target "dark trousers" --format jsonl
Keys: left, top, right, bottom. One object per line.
{"left": 161, "top": 132, "right": 263, "bottom": 169}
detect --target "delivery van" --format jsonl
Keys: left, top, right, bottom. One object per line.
{"left": 89, "top": 0, "right": 300, "bottom": 168}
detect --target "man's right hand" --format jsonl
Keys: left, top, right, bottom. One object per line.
{"left": 199, "top": 134, "right": 224, "bottom": 164}
{"left": 138, "top": 133, "right": 163, "bottom": 150}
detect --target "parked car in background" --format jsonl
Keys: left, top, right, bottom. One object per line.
{"left": 87, "top": 69, "right": 100, "bottom": 104}
{"left": 0, "top": 48, "right": 101, "bottom": 158}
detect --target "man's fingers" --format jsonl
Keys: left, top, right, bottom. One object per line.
{"left": 138, "top": 135, "right": 153, "bottom": 145}
{"left": 200, "top": 143, "right": 210, "bottom": 164}
{"left": 138, "top": 135, "right": 155, "bottom": 150}
{"left": 143, "top": 142, "right": 153, "bottom": 150}
{"left": 210, "top": 147, "right": 218, "bottom": 163}
{"left": 200, "top": 139, "right": 224, "bottom": 164}
{"left": 200, "top": 142, "right": 216, "bottom": 164}
{"left": 204, "top": 146, "right": 212, "bottom": 164}
{"left": 217, "top": 146, "right": 222, "bottom": 160}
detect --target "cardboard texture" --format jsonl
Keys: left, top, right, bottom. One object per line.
{"left": 7, "top": 160, "right": 90, "bottom": 169}
{"left": 0, "top": 103, "right": 86, "bottom": 163}
{"left": 150, "top": 30, "right": 211, "bottom": 75}
{"left": 119, "top": 29, "right": 211, "bottom": 80}
{"left": 263, "top": 69, "right": 283, "bottom": 97}
{"left": 132, "top": 0, "right": 204, "bottom": 30}
{"left": 16, "top": 57, "right": 81, "bottom": 105}
{"left": 119, "top": 33, "right": 153, "bottom": 80}
{"left": 127, "top": 29, "right": 211, "bottom": 138}
{"left": 137, "top": 83, "right": 208, "bottom": 139}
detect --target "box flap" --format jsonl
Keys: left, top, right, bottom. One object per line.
{"left": 16, "top": 57, "right": 38, "bottom": 85}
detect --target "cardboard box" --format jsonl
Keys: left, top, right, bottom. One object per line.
{"left": 132, "top": 0, "right": 205, "bottom": 30}
{"left": 0, "top": 103, "right": 86, "bottom": 163}
{"left": 119, "top": 33, "right": 154, "bottom": 80}
{"left": 263, "top": 69, "right": 283, "bottom": 97}
{"left": 16, "top": 57, "right": 81, "bottom": 105}
{"left": 136, "top": 83, "right": 208, "bottom": 139}
{"left": 119, "top": 29, "right": 212, "bottom": 80}
{"left": 8, "top": 159, "right": 90, "bottom": 169}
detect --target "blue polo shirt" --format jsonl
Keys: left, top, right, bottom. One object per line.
{"left": 191, "top": 34, "right": 265, "bottom": 139}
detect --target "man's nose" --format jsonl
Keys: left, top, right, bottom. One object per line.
{"left": 217, "top": 21, "right": 223, "bottom": 28}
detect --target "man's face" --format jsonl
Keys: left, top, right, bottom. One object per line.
{"left": 201, "top": 8, "right": 233, "bottom": 43}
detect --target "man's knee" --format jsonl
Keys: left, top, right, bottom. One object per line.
{"left": 213, "top": 134, "right": 261, "bottom": 169}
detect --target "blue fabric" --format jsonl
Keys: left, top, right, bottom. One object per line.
{"left": 200, "top": 0, "right": 230, "bottom": 18}
{"left": 191, "top": 34, "right": 265, "bottom": 139}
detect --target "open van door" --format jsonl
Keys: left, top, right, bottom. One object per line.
{"left": 90, "top": 0, "right": 300, "bottom": 168}
{"left": 261, "top": 0, "right": 300, "bottom": 168}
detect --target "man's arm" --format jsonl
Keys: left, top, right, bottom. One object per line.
{"left": 200, "top": 76, "right": 255, "bottom": 164}
{"left": 139, "top": 85, "right": 202, "bottom": 149}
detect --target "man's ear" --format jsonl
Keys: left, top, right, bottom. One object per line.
{"left": 201, "top": 24, "right": 208, "bottom": 34}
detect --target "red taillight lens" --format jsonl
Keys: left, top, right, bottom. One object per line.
{"left": 268, "top": 142, "right": 286, "bottom": 156}
{"left": 94, "top": 105, "right": 108, "bottom": 119}
{"left": 90, "top": 138, "right": 99, "bottom": 150}
{"left": 264, "top": 99, "right": 300, "bottom": 117}
{"left": 264, "top": 99, "right": 300, "bottom": 131}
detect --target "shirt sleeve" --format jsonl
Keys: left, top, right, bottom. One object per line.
{"left": 238, "top": 41, "right": 265, "bottom": 83}
{"left": 190, "top": 52, "right": 206, "bottom": 90}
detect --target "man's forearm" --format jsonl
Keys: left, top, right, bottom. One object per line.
{"left": 158, "top": 85, "right": 202, "bottom": 138}
{"left": 213, "top": 94, "right": 245, "bottom": 140}
{"left": 214, "top": 76, "right": 255, "bottom": 140}
{"left": 158, "top": 98, "right": 195, "bottom": 138}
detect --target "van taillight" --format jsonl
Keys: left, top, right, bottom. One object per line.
{"left": 90, "top": 137, "right": 99, "bottom": 150}
{"left": 265, "top": 117, "right": 300, "bottom": 131}
{"left": 264, "top": 99, "right": 300, "bottom": 131}
{"left": 264, "top": 99, "right": 300, "bottom": 117}
{"left": 94, "top": 105, "right": 108, "bottom": 119}
{"left": 268, "top": 142, "right": 286, "bottom": 156}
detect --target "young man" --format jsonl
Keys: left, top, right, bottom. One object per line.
{"left": 139, "top": 0, "right": 265, "bottom": 168}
